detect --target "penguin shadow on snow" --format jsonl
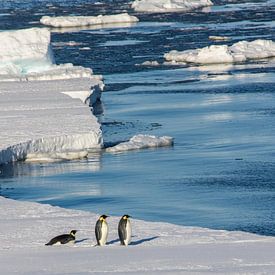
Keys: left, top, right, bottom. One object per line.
{"left": 107, "top": 236, "right": 159, "bottom": 246}
{"left": 130, "top": 236, "right": 159, "bottom": 246}
{"left": 75, "top": 238, "right": 90, "bottom": 244}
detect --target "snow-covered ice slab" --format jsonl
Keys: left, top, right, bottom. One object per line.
{"left": 164, "top": 39, "right": 275, "bottom": 64}
{"left": 132, "top": 0, "right": 213, "bottom": 13}
{"left": 40, "top": 13, "right": 139, "bottom": 28}
{"left": 0, "top": 79, "right": 102, "bottom": 164}
{"left": 0, "top": 196, "right": 274, "bottom": 274}
{"left": 106, "top": 134, "right": 173, "bottom": 153}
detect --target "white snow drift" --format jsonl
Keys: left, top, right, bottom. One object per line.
{"left": 0, "top": 28, "right": 104, "bottom": 164}
{"left": 0, "top": 196, "right": 274, "bottom": 274}
{"left": 164, "top": 39, "right": 275, "bottom": 64}
{"left": 106, "top": 134, "right": 173, "bottom": 152}
{"left": 131, "top": 0, "right": 213, "bottom": 13}
{"left": 40, "top": 13, "right": 139, "bottom": 28}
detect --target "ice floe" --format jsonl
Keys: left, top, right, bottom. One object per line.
{"left": 106, "top": 134, "right": 174, "bottom": 152}
{"left": 0, "top": 28, "right": 104, "bottom": 164}
{"left": 164, "top": 39, "right": 275, "bottom": 64}
{"left": 0, "top": 79, "right": 103, "bottom": 164}
{"left": 40, "top": 13, "right": 139, "bottom": 28}
{"left": 208, "top": 35, "right": 230, "bottom": 41}
{"left": 131, "top": 0, "right": 213, "bottom": 13}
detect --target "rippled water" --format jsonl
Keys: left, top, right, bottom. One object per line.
{"left": 0, "top": 0, "right": 275, "bottom": 236}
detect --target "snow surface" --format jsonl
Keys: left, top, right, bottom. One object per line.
{"left": 164, "top": 39, "right": 275, "bottom": 64}
{"left": 0, "top": 196, "right": 274, "bottom": 274}
{"left": 40, "top": 13, "right": 139, "bottom": 28}
{"left": 106, "top": 134, "right": 174, "bottom": 153}
{"left": 131, "top": 0, "right": 213, "bottom": 13}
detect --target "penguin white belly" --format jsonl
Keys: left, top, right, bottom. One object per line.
{"left": 124, "top": 221, "right": 132, "bottom": 246}
{"left": 99, "top": 222, "right": 108, "bottom": 245}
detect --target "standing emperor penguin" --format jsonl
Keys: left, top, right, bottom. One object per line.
{"left": 118, "top": 214, "right": 132, "bottom": 246}
{"left": 45, "top": 230, "right": 77, "bottom": 246}
{"left": 95, "top": 215, "right": 109, "bottom": 246}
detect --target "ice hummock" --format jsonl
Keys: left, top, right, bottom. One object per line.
{"left": 131, "top": 0, "right": 213, "bottom": 13}
{"left": 164, "top": 39, "right": 275, "bottom": 64}
{"left": 106, "top": 134, "right": 174, "bottom": 152}
{"left": 40, "top": 13, "right": 139, "bottom": 28}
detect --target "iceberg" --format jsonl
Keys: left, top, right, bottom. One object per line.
{"left": 131, "top": 0, "right": 213, "bottom": 13}
{"left": 106, "top": 134, "right": 174, "bottom": 152}
{"left": 0, "top": 28, "right": 104, "bottom": 164}
{"left": 40, "top": 13, "right": 139, "bottom": 28}
{"left": 0, "top": 28, "right": 104, "bottom": 104}
{"left": 164, "top": 39, "right": 275, "bottom": 64}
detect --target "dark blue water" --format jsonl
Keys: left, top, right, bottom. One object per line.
{"left": 0, "top": 0, "right": 275, "bottom": 236}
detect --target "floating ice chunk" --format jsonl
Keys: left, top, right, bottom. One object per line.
{"left": 106, "top": 134, "right": 174, "bottom": 153}
{"left": 40, "top": 13, "right": 139, "bottom": 28}
{"left": 131, "top": 0, "right": 213, "bottom": 13}
{"left": 140, "top": 60, "right": 160, "bottom": 66}
{"left": 165, "top": 45, "right": 235, "bottom": 64}
{"left": 164, "top": 39, "right": 275, "bottom": 64}
{"left": 208, "top": 35, "right": 230, "bottom": 41}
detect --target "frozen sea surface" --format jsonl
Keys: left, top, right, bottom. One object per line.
{"left": 0, "top": 0, "right": 275, "bottom": 236}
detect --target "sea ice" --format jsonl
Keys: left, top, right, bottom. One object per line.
{"left": 131, "top": 0, "right": 213, "bottom": 13}
{"left": 0, "top": 196, "right": 274, "bottom": 274}
{"left": 0, "top": 79, "right": 103, "bottom": 164}
{"left": 164, "top": 39, "right": 275, "bottom": 64}
{"left": 0, "top": 28, "right": 104, "bottom": 164}
{"left": 40, "top": 13, "right": 139, "bottom": 28}
{"left": 106, "top": 134, "right": 174, "bottom": 152}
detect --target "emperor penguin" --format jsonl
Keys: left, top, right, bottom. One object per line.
{"left": 95, "top": 214, "right": 109, "bottom": 246}
{"left": 45, "top": 230, "right": 77, "bottom": 246}
{"left": 118, "top": 214, "right": 132, "bottom": 246}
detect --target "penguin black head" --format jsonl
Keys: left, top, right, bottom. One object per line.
{"left": 122, "top": 214, "right": 131, "bottom": 220}
{"left": 70, "top": 230, "right": 77, "bottom": 236}
{"left": 99, "top": 214, "right": 109, "bottom": 221}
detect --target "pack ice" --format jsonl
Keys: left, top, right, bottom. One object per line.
{"left": 0, "top": 28, "right": 104, "bottom": 164}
